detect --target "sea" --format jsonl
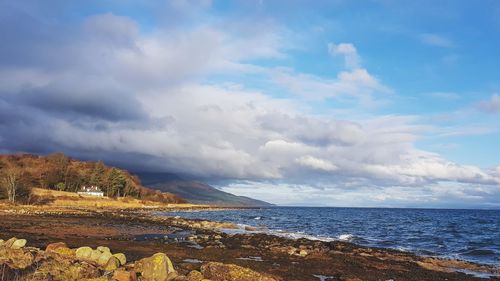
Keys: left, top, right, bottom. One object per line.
{"left": 160, "top": 207, "right": 500, "bottom": 266}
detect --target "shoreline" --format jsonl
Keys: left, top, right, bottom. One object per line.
{"left": 159, "top": 207, "right": 500, "bottom": 268}
{"left": 1, "top": 204, "right": 499, "bottom": 281}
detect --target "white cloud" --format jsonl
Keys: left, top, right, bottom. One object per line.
{"left": 295, "top": 156, "right": 338, "bottom": 172}
{"left": 419, "top": 33, "right": 454, "bottom": 48}
{"left": 477, "top": 93, "right": 500, "bottom": 114}
{"left": 428, "top": 92, "right": 460, "bottom": 100}
{"left": 328, "top": 42, "right": 361, "bottom": 69}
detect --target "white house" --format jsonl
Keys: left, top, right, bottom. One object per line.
{"left": 77, "top": 185, "right": 104, "bottom": 197}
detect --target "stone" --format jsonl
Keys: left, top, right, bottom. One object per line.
{"left": 97, "top": 250, "right": 113, "bottom": 266}
{"left": 112, "top": 269, "right": 133, "bottom": 281}
{"left": 201, "top": 262, "right": 277, "bottom": 281}
{"left": 53, "top": 246, "right": 75, "bottom": 256}
{"left": 299, "top": 249, "right": 308, "bottom": 257}
{"left": 104, "top": 256, "right": 121, "bottom": 271}
{"left": 76, "top": 246, "right": 93, "bottom": 259}
{"left": 113, "top": 253, "right": 127, "bottom": 265}
{"left": 46, "top": 242, "right": 68, "bottom": 252}
{"left": 91, "top": 249, "right": 103, "bottom": 262}
{"left": 11, "top": 238, "right": 27, "bottom": 249}
{"left": 167, "top": 271, "right": 179, "bottom": 280}
{"left": 187, "top": 270, "right": 204, "bottom": 281}
{"left": 97, "top": 246, "right": 111, "bottom": 253}
{"left": 134, "top": 252, "right": 176, "bottom": 281}
{"left": 0, "top": 239, "right": 4, "bottom": 246}
{"left": 4, "top": 237, "right": 17, "bottom": 248}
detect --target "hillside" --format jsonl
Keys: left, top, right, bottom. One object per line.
{"left": 139, "top": 173, "right": 273, "bottom": 207}
{"left": 0, "top": 153, "right": 186, "bottom": 204}
{"left": 27, "top": 188, "right": 199, "bottom": 209}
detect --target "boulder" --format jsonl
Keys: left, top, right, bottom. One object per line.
{"left": 187, "top": 270, "right": 203, "bottom": 281}
{"left": 112, "top": 269, "right": 133, "bottom": 281}
{"left": 97, "top": 251, "right": 113, "bottom": 266}
{"left": 113, "top": 253, "right": 127, "bottom": 265}
{"left": 166, "top": 271, "right": 179, "bottom": 280}
{"left": 104, "top": 256, "right": 121, "bottom": 271}
{"left": 299, "top": 249, "right": 308, "bottom": 257}
{"left": 46, "top": 242, "right": 68, "bottom": 252}
{"left": 4, "top": 237, "right": 17, "bottom": 248}
{"left": 11, "top": 238, "right": 27, "bottom": 249}
{"left": 200, "top": 262, "right": 277, "bottom": 281}
{"left": 91, "top": 249, "right": 103, "bottom": 262}
{"left": 134, "top": 252, "right": 176, "bottom": 281}
{"left": 53, "top": 246, "right": 75, "bottom": 256}
{"left": 76, "top": 246, "right": 93, "bottom": 259}
{"left": 97, "top": 246, "right": 111, "bottom": 253}
{"left": 0, "top": 239, "right": 4, "bottom": 246}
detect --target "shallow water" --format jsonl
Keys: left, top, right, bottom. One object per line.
{"left": 160, "top": 207, "right": 500, "bottom": 266}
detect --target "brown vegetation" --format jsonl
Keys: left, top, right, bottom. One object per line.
{"left": 0, "top": 153, "right": 186, "bottom": 204}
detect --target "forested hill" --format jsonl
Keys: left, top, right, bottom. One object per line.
{"left": 0, "top": 153, "right": 185, "bottom": 204}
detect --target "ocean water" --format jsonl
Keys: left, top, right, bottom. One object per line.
{"left": 160, "top": 207, "right": 500, "bottom": 266}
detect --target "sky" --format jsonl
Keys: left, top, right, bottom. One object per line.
{"left": 1, "top": 0, "right": 500, "bottom": 208}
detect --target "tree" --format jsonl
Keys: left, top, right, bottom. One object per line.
{"left": 0, "top": 166, "right": 23, "bottom": 203}
{"left": 106, "top": 168, "right": 126, "bottom": 197}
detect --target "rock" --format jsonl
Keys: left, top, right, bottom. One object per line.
{"left": 113, "top": 253, "right": 127, "bottom": 265}
{"left": 201, "top": 262, "right": 277, "bottom": 281}
{"left": 46, "top": 242, "right": 68, "bottom": 252}
{"left": 104, "top": 256, "right": 121, "bottom": 271}
{"left": 187, "top": 270, "right": 204, "bottom": 281}
{"left": 0, "top": 239, "right": 4, "bottom": 246}
{"left": 97, "top": 250, "right": 113, "bottom": 266}
{"left": 134, "top": 252, "right": 176, "bottom": 281}
{"left": 76, "top": 246, "right": 93, "bottom": 259}
{"left": 11, "top": 238, "right": 27, "bottom": 249}
{"left": 53, "top": 246, "right": 75, "bottom": 256}
{"left": 4, "top": 237, "right": 17, "bottom": 248}
{"left": 167, "top": 271, "right": 179, "bottom": 280}
{"left": 299, "top": 249, "right": 308, "bottom": 257}
{"left": 97, "top": 246, "right": 111, "bottom": 253}
{"left": 91, "top": 249, "right": 103, "bottom": 262}
{"left": 112, "top": 269, "right": 133, "bottom": 281}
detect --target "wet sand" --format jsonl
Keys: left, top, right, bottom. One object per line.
{"left": 0, "top": 206, "right": 498, "bottom": 281}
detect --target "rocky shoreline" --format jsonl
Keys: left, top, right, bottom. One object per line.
{"left": 1, "top": 237, "right": 275, "bottom": 281}
{"left": 0, "top": 205, "right": 498, "bottom": 281}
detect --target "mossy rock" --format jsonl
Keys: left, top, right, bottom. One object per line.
{"left": 75, "top": 246, "right": 93, "bottom": 259}
{"left": 134, "top": 252, "right": 176, "bottom": 281}
{"left": 187, "top": 270, "right": 203, "bottom": 281}
{"left": 53, "top": 246, "right": 75, "bottom": 256}
{"left": 103, "top": 256, "right": 121, "bottom": 271}
{"left": 113, "top": 253, "right": 127, "bottom": 265}
{"left": 97, "top": 251, "right": 113, "bottom": 266}
{"left": 11, "top": 239, "right": 27, "bottom": 249}
{"left": 4, "top": 237, "right": 17, "bottom": 248}
{"left": 97, "top": 246, "right": 111, "bottom": 253}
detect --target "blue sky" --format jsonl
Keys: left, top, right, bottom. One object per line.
{"left": 1, "top": 0, "right": 499, "bottom": 208}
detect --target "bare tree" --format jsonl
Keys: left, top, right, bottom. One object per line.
{"left": 1, "top": 166, "right": 22, "bottom": 203}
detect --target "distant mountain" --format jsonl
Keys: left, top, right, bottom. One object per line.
{"left": 138, "top": 172, "right": 273, "bottom": 207}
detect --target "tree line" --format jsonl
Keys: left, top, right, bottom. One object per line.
{"left": 0, "top": 153, "right": 185, "bottom": 204}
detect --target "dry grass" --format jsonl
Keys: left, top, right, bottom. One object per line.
{"left": 28, "top": 188, "right": 202, "bottom": 209}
